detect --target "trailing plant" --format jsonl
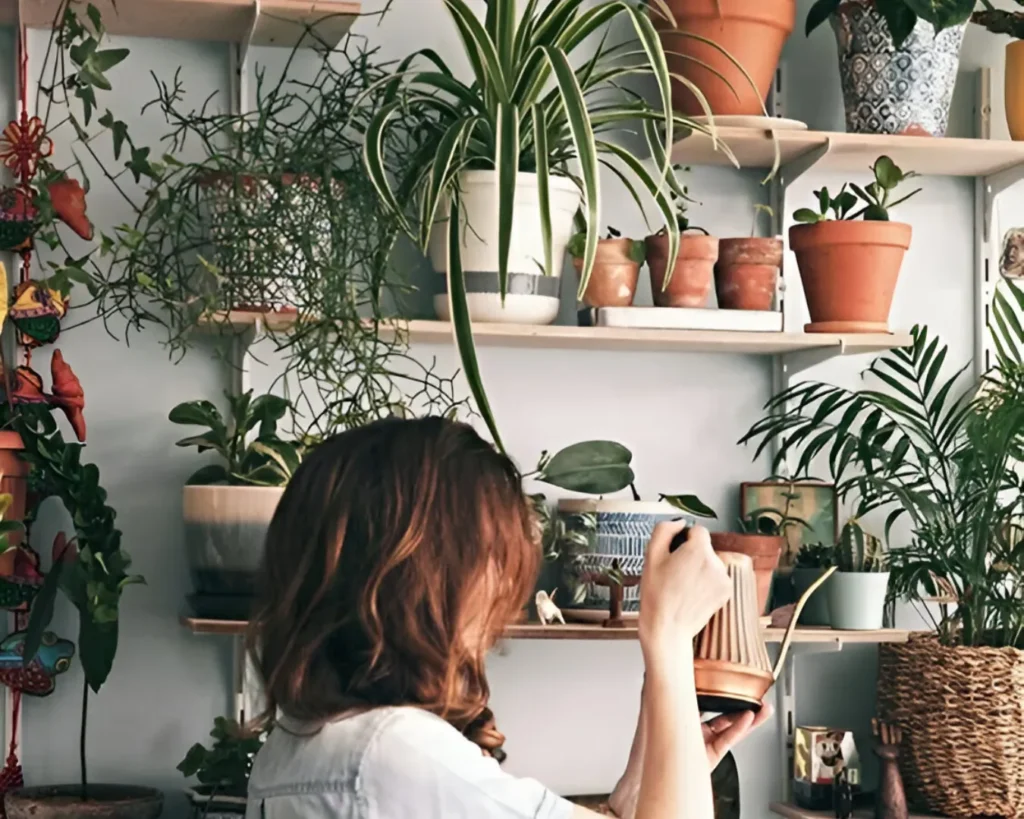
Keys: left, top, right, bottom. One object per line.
{"left": 835, "top": 519, "right": 888, "bottom": 572}
{"left": 363, "top": 0, "right": 745, "bottom": 450}
{"left": 751, "top": 204, "right": 775, "bottom": 237}
{"left": 739, "top": 280, "right": 1024, "bottom": 648}
{"left": 170, "top": 391, "right": 302, "bottom": 487}
{"left": 178, "top": 716, "right": 269, "bottom": 799}
{"left": 656, "top": 166, "right": 705, "bottom": 235}
{"left": 793, "top": 156, "right": 921, "bottom": 224}
{"left": 567, "top": 227, "right": 646, "bottom": 263}
{"left": 794, "top": 542, "right": 835, "bottom": 569}
{"left": 806, "top": 0, "right": 975, "bottom": 49}
{"left": 973, "top": 4, "right": 1024, "bottom": 38}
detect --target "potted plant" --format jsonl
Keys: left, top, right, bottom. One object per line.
{"left": 739, "top": 283, "right": 1024, "bottom": 816}
{"left": 646, "top": 171, "right": 719, "bottom": 308}
{"left": 827, "top": 519, "right": 889, "bottom": 630}
{"left": 568, "top": 225, "right": 645, "bottom": 308}
{"left": 715, "top": 205, "right": 782, "bottom": 312}
{"left": 789, "top": 542, "right": 835, "bottom": 626}
{"left": 805, "top": 0, "right": 974, "bottom": 135}
{"left": 653, "top": 0, "right": 795, "bottom": 117}
{"left": 791, "top": 155, "right": 921, "bottom": 333}
{"left": 178, "top": 717, "right": 269, "bottom": 817}
{"left": 171, "top": 391, "right": 302, "bottom": 621}
{"left": 972, "top": 6, "right": 1024, "bottom": 140}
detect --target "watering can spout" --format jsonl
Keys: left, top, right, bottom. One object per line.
{"left": 771, "top": 566, "right": 838, "bottom": 680}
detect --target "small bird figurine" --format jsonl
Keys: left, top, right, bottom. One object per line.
{"left": 873, "top": 718, "right": 909, "bottom": 819}
{"left": 535, "top": 589, "right": 565, "bottom": 626}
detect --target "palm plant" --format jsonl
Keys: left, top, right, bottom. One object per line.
{"left": 364, "top": 0, "right": 741, "bottom": 450}
{"left": 739, "top": 281, "right": 1024, "bottom": 648}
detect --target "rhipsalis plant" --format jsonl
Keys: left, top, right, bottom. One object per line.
{"left": 806, "top": 0, "right": 975, "bottom": 49}
{"left": 793, "top": 156, "right": 921, "bottom": 224}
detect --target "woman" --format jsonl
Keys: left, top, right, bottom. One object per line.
{"left": 246, "top": 417, "right": 770, "bottom": 819}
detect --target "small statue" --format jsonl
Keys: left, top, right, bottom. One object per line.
{"left": 872, "top": 718, "right": 908, "bottom": 819}
{"left": 833, "top": 767, "right": 853, "bottom": 819}
{"left": 535, "top": 589, "right": 565, "bottom": 626}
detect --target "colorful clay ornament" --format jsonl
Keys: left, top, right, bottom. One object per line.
{"left": 0, "top": 352, "right": 87, "bottom": 442}
{"left": 0, "top": 631, "right": 74, "bottom": 697}
{"left": 0, "top": 547, "right": 42, "bottom": 612}
{"left": 9, "top": 280, "right": 68, "bottom": 348}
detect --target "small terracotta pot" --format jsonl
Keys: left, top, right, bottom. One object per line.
{"left": 5, "top": 785, "right": 164, "bottom": 819}
{"left": 646, "top": 233, "right": 719, "bottom": 308}
{"left": 789, "top": 221, "right": 911, "bottom": 333}
{"left": 0, "top": 431, "right": 28, "bottom": 545}
{"left": 1007, "top": 41, "right": 1024, "bottom": 141}
{"left": 656, "top": 0, "right": 796, "bottom": 116}
{"left": 711, "top": 532, "right": 783, "bottom": 615}
{"left": 572, "top": 238, "right": 641, "bottom": 307}
{"left": 715, "top": 238, "right": 783, "bottom": 311}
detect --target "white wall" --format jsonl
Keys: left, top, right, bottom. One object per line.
{"left": 0, "top": 0, "right": 1003, "bottom": 816}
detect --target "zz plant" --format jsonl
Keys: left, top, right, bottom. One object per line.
{"left": 170, "top": 391, "right": 302, "bottom": 486}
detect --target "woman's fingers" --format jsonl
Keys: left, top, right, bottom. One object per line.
{"left": 703, "top": 703, "right": 775, "bottom": 763}
{"left": 644, "top": 519, "right": 693, "bottom": 566}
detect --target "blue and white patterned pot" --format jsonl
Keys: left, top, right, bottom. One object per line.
{"left": 830, "top": 0, "right": 966, "bottom": 136}
{"left": 556, "top": 500, "right": 683, "bottom": 613}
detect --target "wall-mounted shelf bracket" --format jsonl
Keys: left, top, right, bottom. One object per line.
{"left": 983, "top": 161, "right": 1024, "bottom": 242}
{"left": 228, "top": 322, "right": 259, "bottom": 398}
{"left": 779, "top": 140, "right": 832, "bottom": 191}
{"left": 779, "top": 338, "right": 848, "bottom": 377}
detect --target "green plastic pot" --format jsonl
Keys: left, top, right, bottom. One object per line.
{"left": 790, "top": 568, "right": 832, "bottom": 626}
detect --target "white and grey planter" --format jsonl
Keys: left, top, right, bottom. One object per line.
{"left": 831, "top": 0, "right": 966, "bottom": 136}
{"left": 186, "top": 787, "right": 247, "bottom": 818}
{"left": 826, "top": 571, "right": 890, "bottom": 630}
{"left": 430, "top": 171, "right": 581, "bottom": 324}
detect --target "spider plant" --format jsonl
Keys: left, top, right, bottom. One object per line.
{"left": 363, "top": 0, "right": 740, "bottom": 450}
{"left": 739, "top": 281, "right": 1024, "bottom": 648}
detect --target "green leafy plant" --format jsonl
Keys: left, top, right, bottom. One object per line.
{"left": 835, "top": 518, "right": 888, "bottom": 573}
{"left": 170, "top": 391, "right": 302, "bottom": 486}
{"left": 793, "top": 156, "right": 921, "bottom": 224}
{"left": 567, "top": 227, "right": 646, "bottom": 263}
{"left": 806, "top": 0, "right": 975, "bottom": 49}
{"left": 794, "top": 542, "right": 835, "bottom": 569}
{"left": 178, "top": 717, "right": 268, "bottom": 798}
{"left": 751, "top": 203, "right": 775, "bottom": 237}
{"left": 973, "top": 4, "right": 1024, "bottom": 38}
{"left": 739, "top": 508, "right": 810, "bottom": 536}
{"left": 739, "top": 280, "right": 1024, "bottom": 647}
{"left": 363, "top": 0, "right": 745, "bottom": 451}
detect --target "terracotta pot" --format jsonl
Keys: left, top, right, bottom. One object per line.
{"left": 0, "top": 431, "right": 28, "bottom": 544}
{"left": 646, "top": 233, "right": 718, "bottom": 308}
{"left": 715, "top": 238, "right": 782, "bottom": 311}
{"left": 656, "top": 0, "right": 796, "bottom": 116}
{"left": 572, "top": 239, "right": 641, "bottom": 307}
{"left": 5, "top": 785, "right": 164, "bottom": 819}
{"left": 1006, "top": 41, "right": 1024, "bottom": 141}
{"left": 789, "top": 221, "right": 911, "bottom": 333}
{"left": 711, "top": 532, "right": 783, "bottom": 615}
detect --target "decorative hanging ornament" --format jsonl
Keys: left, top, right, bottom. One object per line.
{"left": 0, "top": 352, "right": 87, "bottom": 443}
{"left": 0, "top": 116, "right": 52, "bottom": 183}
{"left": 0, "top": 631, "right": 74, "bottom": 697}
{"left": 0, "top": 690, "right": 23, "bottom": 817}
{"left": 9, "top": 280, "right": 68, "bottom": 348}
{"left": 0, "top": 546, "right": 42, "bottom": 612}
{"left": 0, "top": 188, "right": 37, "bottom": 253}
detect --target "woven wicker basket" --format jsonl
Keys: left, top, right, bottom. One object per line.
{"left": 877, "top": 634, "right": 1024, "bottom": 817}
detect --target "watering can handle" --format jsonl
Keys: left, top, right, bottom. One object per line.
{"left": 771, "top": 566, "right": 839, "bottom": 680}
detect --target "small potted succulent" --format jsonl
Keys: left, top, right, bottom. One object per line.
{"left": 826, "top": 519, "right": 890, "bottom": 630}
{"left": 791, "top": 156, "right": 920, "bottom": 333}
{"left": 790, "top": 543, "right": 835, "bottom": 626}
{"left": 178, "top": 717, "right": 269, "bottom": 817}
{"left": 568, "top": 223, "right": 646, "bottom": 308}
{"left": 645, "top": 167, "right": 718, "bottom": 308}
{"left": 715, "top": 205, "right": 782, "bottom": 312}
{"left": 172, "top": 390, "right": 303, "bottom": 619}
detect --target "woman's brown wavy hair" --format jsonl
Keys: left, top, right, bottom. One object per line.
{"left": 247, "top": 416, "right": 538, "bottom": 741}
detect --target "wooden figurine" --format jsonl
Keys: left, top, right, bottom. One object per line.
{"left": 833, "top": 767, "right": 853, "bottom": 819}
{"left": 535, "top": 590, "right": 565, "bottom": 626}
{"left": 872, "top": 718, "right": 909, "bottom": 819}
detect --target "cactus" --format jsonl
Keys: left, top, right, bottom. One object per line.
{"left": 836, "top": 519, "right": 887, "bottom": 573}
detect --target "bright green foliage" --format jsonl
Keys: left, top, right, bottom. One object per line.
{"left": 793, "top": 156, "right": 921, "bottom": 224}
{"left": 534, "top": 441, "right": 635, "bottom": 496}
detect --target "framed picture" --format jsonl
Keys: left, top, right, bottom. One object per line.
{"left": 741, "top": 480, "right": 838, "bottom": 567}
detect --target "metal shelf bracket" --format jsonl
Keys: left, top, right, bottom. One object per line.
{"left": 780, "top": 338, "right": 848, "bottom": 378}
{"left": 780, "top": 139, "right": 833, "bottom": 192}
{"left": 983, "top": 161, "right": 1024, "bottom": 242}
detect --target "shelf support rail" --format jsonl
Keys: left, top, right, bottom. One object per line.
{"left": 983, "top": 161, "right": 1024, "bottom": 244}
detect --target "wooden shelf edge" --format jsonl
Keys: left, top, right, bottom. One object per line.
{"left": 181, "top": 616, "right": 910, "bottom": 644}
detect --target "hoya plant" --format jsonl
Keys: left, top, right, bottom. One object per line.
{"left": 169, "top": 391, "right": 303, "bottom": 486}
{"left": 806, "top": 0, "right": 975, "bottom": 49}
{"left": 794, "top": 156, "right": 921, "bottom": 224}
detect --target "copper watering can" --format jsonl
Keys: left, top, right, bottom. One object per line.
{"left": 694, "top": 552, "right": 837, "bottom": 713}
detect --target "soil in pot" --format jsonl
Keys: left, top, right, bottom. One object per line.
{"left": 715, "top": 238, "right": 782, "bottom": 311}
{"left": 826, "top": 572, "right": 889, "bottom": 630}
{"left": 789, "top": 221, "right": 911, "bottom": 333}
{"left": 5, "top": 785, "right": 164, "bottom": 819}
{"left": 0, "top": 431, "right": 28, "bottom": 544}
{"left": 646, "top": 233, "right": 718, "bottom": 308}
{"left": 573, "top": 239, "right": 641, "bottom": 307}
{"left": 656, "top": 0, "right": 796, "bottom": 117}
{"left": 710, "top": 532, "right": 783, "bottom": 615}
{"left": 790, "top": 568, "right": 831, "bottom": 626}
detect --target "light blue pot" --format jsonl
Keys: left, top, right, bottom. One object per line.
{"left": 826, "top": 572, "right": 890, "bottom": 630}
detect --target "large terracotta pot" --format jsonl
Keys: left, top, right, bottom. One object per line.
{"left": 715, "top": 238, "right": 782, "bottom": 311}
{"left": 0, "top": 431, "right": 28, "bottom": 543}
{"left": 5, "top": 785, "right": 163, "bottom": 819}
{"left": 655, "top": 0, "right": 795, "bottom": 116}
{"left": 572, "top": 238, "right": 642, "bottom": 307}
{"left": 1007, "top": 41, "right": 1024, "bottom": 142}
{"left": 646, "top": 233, "right": 718, "bottom": 308}
{"left": 711, "top": 532, "right": 783, "bottom": 615}
{"left": 789, "top": 221, "right": 911, "bottom": 333}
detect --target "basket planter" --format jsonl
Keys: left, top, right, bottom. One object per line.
{"left": 572, "top": 239, "right": 641, "bottom": 308}
{"left": 825, "top": 571, "right": 889, "bottom": 630}
{"left": 877, "top": 635, "right": 1024, "bottom": 817}
{"left": 430, "top": 171, "right": 581, "bottom": 325}
{"left": 5, "top": 785, "right": 163, "bottom": 819}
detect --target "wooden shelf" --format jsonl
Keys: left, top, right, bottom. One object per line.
{"left": 673, "top": 126, "right": 1024, "bottom": 177}
{"left": 181, "top": 616, "right": 911, "bottom": 644}
{"left": 1, "top": 0, "right": 361, "bottom": 49}
{"left": 770, "top": 802, "right": 940, "bottom": 818}
{"left": 200, "top": 312, "right": 912, "bottom": 357}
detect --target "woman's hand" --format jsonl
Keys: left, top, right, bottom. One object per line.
{"left": 638, "top": 523, "right": 730, "bottom": 659}
{"left": 702, "top": 704, "right": 774, "bottom": 769}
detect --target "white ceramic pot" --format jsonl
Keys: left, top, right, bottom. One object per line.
{"left": 825, "top": 571, "right": 890, "bottom": 630}
{"left": 429, "top": 171, "right": 581, "bottom": 324}
{"left": 183, "top": 485, "right": 285, "bottom": 597}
